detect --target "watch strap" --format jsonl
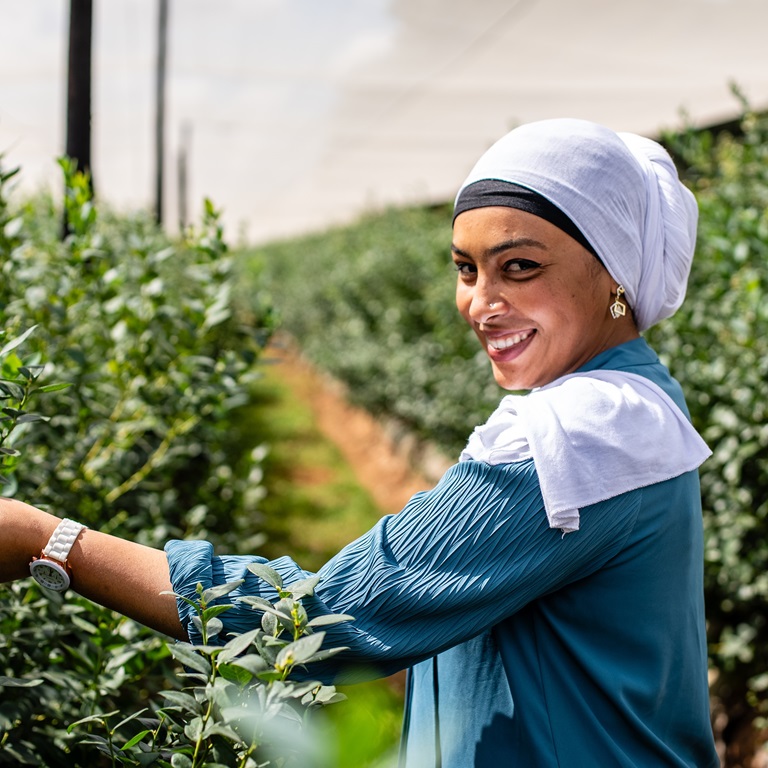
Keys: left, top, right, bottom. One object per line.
{"left": 42, "top": 518, "right": 87, "bottom": 564}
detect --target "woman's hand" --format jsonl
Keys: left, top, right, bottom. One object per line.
{"left": 0, "top": 497, "right": 187, "bottom": 641}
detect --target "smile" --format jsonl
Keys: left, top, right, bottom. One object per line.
{"left": 487, "top": 330, "right": 534, "bottom": 351}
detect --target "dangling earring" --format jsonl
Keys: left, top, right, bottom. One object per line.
{"left": 610, "top": 285, "right": 627, "bottom": 319}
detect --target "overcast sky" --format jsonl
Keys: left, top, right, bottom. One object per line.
{"left": 1, "top": 0, "right": 767, "bottom": 244}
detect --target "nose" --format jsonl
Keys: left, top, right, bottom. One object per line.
{"left": 468, "top": 278, "right": 506, "bottom": 324}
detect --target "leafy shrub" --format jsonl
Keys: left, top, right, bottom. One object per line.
{"left": 0, "top": 157, "right": 301, "bottom": 765}
{"left": 648, "top": 98, "right": 768, "bottom": 758}
{"left": 1, "top": 342, "right": 350, "bottom": 766}
{"left": 1, "top": 157, "right": 270, "bottom": 549}
{"left": 1, "top": 324, "right": 177, "bottom": 765}
{"left": 70, "top": 567, "right": 351, "bottom": 768}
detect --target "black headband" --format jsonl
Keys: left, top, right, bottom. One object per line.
{"left": 453, "top": 179, "right": 598, "bottom": 259}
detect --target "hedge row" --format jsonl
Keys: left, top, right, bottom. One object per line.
{"left": 1, "top": 159, "right": 351, "bottom": 766}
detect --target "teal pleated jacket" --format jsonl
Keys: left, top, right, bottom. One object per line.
{"left": 165, "top": 339, "right": 719, "bottom": 767}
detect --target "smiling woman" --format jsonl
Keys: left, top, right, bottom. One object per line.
{"left": 0, "top": 118, "right": 719, "bottom": 768}
{"left": 451, "top": 206, "right": 637, "bottom": 391}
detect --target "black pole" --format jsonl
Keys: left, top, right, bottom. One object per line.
{"left": 63, "top": 0, "right": 93, "bottom": 237}
{"left": 154, "top": 0, "right": 169, "bottom": 227}
{"left": 65, "top": 0, "right": 93, "bottom": 178}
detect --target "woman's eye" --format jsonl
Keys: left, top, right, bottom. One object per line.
{"left": 505, "top": 258, "right": 540, "bottom": 274}
{"left": 453, "top": 262, "right": 476, "bottom": 276}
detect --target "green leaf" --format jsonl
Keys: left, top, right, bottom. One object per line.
{"left": 0, "top": 676, "right": 43, "bottom": 688}
{"left": 161, "top": 591, "right": 200, "bottom": 612}
{"left": 38, "top": 382, "right": 73, "bottom": 393}
{"left": 171, "top": 753, "right": 194, "bottom": 768}
{"left": 259, "top": 603, "right": 293, "bottom": 622}
{"left": 17, "top": 365, "right": 44, "bottom": 379}
{"left": 114, "top": 707, "right": 149, "bottom": 731}
{"left": 307, "top": 613, "right": 355, "bottom": 628}
{"left": 256, "top": 669, "right": 285, "bottom": 683}
{"left": 120, "top": 729, "right": 153, "bottom": 750}
{"left": 237, "top": 595, "right": 274, "bottom": 612}
{"left": 261, "top": 612, "right": 278, "bottom": 636}
{"left": 246, "top": 562, "right": 283, "bottom": 590}
{"left": 276, "top": 632, "right": 325, "bottom": 666}
{"left": 202, "top": 579, "right": 243, "bottom": 603}
{"left": 217, "top": 628, "right": 262, "bottom": 662}
{"left": 70, "top": 613, "right": 99, "bottom": 634}
{"left": 161, "top": 690, "right": 200, "bottom": 712}
{"left": 168, "top": 643, "right": 212, "bottom": 676}
{"left": 0, "top": 382, "right": 24, "bottom": 400}
{"left": 286, "top": 575, "right": 321, "bottom": 599}
{"left": 304, "top": 646, "right": 349, "bottom": 664}
{"left": 0, "top": 165, "right": 20, "bottom": 182}
{"left": 200, "top": 722, "right": 242, "bottom": 743}
{"left": 307, "top": 685, "right": 347, "bottom": 705}
{"left": 16, "top": 413, "right": 49, "bottom": 423}
{"left": 68, "top": 710, "right": 120, "bottom": 731}
{"left": 229, "top": 653, "right": 268, "bottom": 676}
{"left": 0, "top": 325, "right": 37, "bottom": 359}
{"left": 201, "top": 605, "right": 235, "bottom": 625}
{"left": 217, "top": 663, "right": 253, "bottom": 686}
{"left": 205, "top": 616, "right": 224, "bottom": 638}
{"left": 183, "top": 716, "right": 203, "bottom": 743}
{"left": 134, "top": 751, "right": 163, "bottom": 767}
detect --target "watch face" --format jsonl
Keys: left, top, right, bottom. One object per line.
{"left": 30, "top": 560, "right": 70, "bottom": 591}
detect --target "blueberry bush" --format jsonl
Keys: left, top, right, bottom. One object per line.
{"left": 0, "top": 159, "right": 349, "bottom": 766}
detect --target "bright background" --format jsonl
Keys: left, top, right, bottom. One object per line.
{"left": 1, "top": 0, "right": 767, "bottom": 244}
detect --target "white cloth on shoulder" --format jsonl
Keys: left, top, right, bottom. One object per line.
{"left": 459, "top": 371, "right": 711, "bottom": 533}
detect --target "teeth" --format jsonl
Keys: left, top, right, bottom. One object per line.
{"left": 487, "top": 330, "right": 533, "bottom": 350}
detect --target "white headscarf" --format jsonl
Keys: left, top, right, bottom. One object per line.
{"left": 455, "top": 118, "right": 699, "bottom": 331}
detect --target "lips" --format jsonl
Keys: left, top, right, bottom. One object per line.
{"left": 481, "top": 328, "right": 536, "bottom": 363}
{"left": 486, "top": 329, "right": 534, "bottom": 351}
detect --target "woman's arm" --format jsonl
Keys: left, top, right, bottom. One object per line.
{"left": 0, "top": 497, "right": 186, "bottom": 640}
{"left": 168, "top": 460, "right": 642, "bottom": 677}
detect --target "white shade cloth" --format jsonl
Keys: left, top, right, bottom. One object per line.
{"left": 459, "top": 371, "right": 711, "bottom": 533}
{"left": 455, "top": 118, "right": 699, "bottom": 331}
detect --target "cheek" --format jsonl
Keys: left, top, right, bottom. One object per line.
{"left": 551, "top": 279, "right": 601, "bottom": 326}
{"left": 455, "top": 283, "right": 472, "bottom": 320}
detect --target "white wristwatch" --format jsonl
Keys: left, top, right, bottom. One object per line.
{"left": 29, "top": 518, "right": 87, "bottom": 592}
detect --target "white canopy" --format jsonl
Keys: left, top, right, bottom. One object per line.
{"left": 1, "top": 0, "right": 765, "bottom": 243}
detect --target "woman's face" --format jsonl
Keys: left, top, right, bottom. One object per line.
{"left": 452, "top": 206, "right": 638, "bottom": 391}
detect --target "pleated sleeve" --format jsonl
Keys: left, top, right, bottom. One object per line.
{"left": 165, "top": 458, "right": 641, "bottom": 681}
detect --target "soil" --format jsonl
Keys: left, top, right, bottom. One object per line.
{"left": 268, "top": 341, "right": 447, "bottom": 516}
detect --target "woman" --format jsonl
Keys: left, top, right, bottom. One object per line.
{"left": 1, "top": 118, "right": 719, "bottom": 766}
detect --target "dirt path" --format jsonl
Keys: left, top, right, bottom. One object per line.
{"left": 267, "top": 340, "right": 449, "bottom": 516}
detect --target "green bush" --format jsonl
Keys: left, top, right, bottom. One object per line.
{"left": 0, "top": 158, "right": 270, "bottom": 550}
{"left": 648, "top": 100, "right": 768, "bottom": 755}
{"left": 247, "top": 102, "right": 768, "bottom": 760}
{"left": 70, "top": 569, "right": 352, "bottom": 768}
{"left": 0, "top": 157, "right": 353, "bottom": 766}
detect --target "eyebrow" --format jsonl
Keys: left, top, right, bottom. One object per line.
{"left": 451, "top": 236, "right": 549, "bottom": 260}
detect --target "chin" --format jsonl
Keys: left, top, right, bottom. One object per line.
{"left": 492, "top": 363, "right": 550, "bottom": 392}
{"left": 492, "top": 369, "right": 529, "bottom": 392}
